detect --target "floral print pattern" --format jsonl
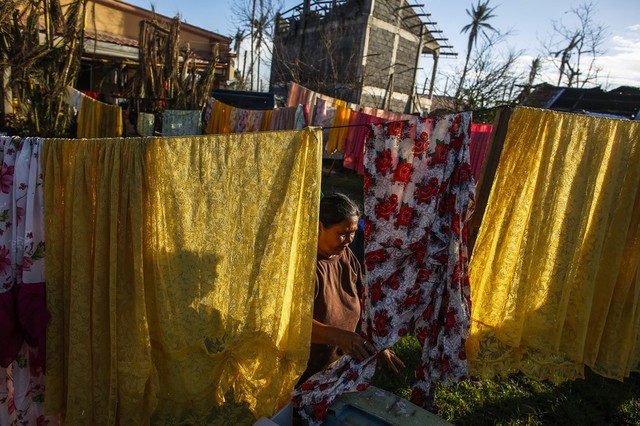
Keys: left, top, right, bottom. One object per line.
{"left": 0, "top": 137, "right": 52, "bottom": 425}
{"left": 0, "top": 344, "right": 56, "bottom": 426}
{"left": 292, "top": 113, "right": 475, "bottom": 425}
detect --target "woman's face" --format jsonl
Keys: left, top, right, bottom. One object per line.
{"left": 317, "top": 216, "right": 359, "bottom": 258}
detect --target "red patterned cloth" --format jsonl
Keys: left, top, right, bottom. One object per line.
{"left": 292, "top": 113, "right": 475, "bottom": 424}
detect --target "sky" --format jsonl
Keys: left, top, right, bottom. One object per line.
{"left": 124, "top": 0, "right": 640, "bottom": 93}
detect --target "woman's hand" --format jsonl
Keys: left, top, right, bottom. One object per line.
{"left": 336, "top": 330, "right": 377, "bottom": 362}
{"left": 379, "top": 349, "right": 406, "bottom": 373}
{"left": 310, "top": 320, "right": 377, "bottom": 362}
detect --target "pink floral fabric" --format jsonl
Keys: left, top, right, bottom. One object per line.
{"left": 292, "top": 113, "right": 475, "bottom": 424}
{"left": 0, "top": 343, "right": 55, "bottom": 426}
{"left": 0, "top": 137, "right": 53, "bottom": 425}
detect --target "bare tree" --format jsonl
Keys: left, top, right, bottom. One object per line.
{"left": 441, "top": 31, "right": 523, "bottom": 111}
{"left": 132, "top": 15, "right": 219, "bottom": 111}
{"left": 543, "top": 2, "right": 607, "bottom": 88}
{"left": 232, "top": 0, "right": 282, "bottom": 91}
{"left": 0, "top": 0, "right": 88, "bottom": 136}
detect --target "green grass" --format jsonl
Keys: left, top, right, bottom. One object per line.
{"left": 372, "top": 335, "right": 640, "bottom": 425}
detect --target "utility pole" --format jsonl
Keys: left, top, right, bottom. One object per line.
{"left": 250, "top": 0, "right": 256, "bottom": 90}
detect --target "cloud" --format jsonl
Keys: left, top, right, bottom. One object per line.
{"left": 520, "top": 29, "right": 640, "bottom": 89}
{"left": 595, "top": 30, "right": 640, "bottom": 88}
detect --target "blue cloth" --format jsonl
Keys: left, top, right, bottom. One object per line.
{"left": 162, "top": 110, "right": 202, "bottom": 136}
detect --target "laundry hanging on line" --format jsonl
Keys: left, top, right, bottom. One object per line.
{"left": 0, "top": 136, "right": 53, "bottom": 426}
{"left": 203, "top": 98, "right": 309, "bottom": 134}
{"left": 42, "top": 129, "right": 322, "bottom": 425}
{"left": 468, "top": 107, "right": 640, "bottom": 383}
{"left": 63, "top": 87, "right": 123, "bottom": 139}
{"left": 293, "top": 112, "right": 476, "bottom": 424}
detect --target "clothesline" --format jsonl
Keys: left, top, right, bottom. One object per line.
{"left": 319, "top": 105, "right": 512, "bottom": 130}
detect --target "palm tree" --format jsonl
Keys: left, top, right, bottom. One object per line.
{"left": 233, "top": 28, "right": 246, "bottom": 55}
{"left": 527, "top": 57, "right": 542, "bottom": 87}
{"left": 456, "top": 0, "right": 497, "bottom": 102}
{"left": 232, "top": 28, "right": 247, "bottom": 82}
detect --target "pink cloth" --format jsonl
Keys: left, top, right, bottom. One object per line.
{"left": 342, "top": 112, "right": 384, "bottom": 175}
{"left": 469, "top": 123, "right": 493, "bottom": 181}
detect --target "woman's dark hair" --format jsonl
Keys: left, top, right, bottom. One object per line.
{"left": 319, "top": 193, "right": 361, "bottom": 227}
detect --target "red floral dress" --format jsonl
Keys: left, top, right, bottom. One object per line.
{"left": 292, "top": 113, "right": 475, "bottom": 424}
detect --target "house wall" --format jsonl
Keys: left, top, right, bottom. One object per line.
{"left": 70, "top": 0, "right": 234, "bottom": 91}
{"left": 86, "top": 0, "right": 231, "bottom": 61}
{"left": 360, "top": 0, "right": 423, "bottom": 112}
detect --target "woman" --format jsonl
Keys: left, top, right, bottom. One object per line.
{"left": 299, "top": 193, "right": 404, "bottom": 385}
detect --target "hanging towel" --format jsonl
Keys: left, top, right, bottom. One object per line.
{"left": 469, "top": 123, "right": 493, "bottom": 181}
{"left": 77, "top": 95, "right": 123, "bottom": 138}
{"left": 270, "top": 106, "right": 297, "bottom": 131}
{"left": 294, "top": 104, "right": 307, "bottom": 130}
{"left": 64, "top": 86, "right": 83, "bottom": 113}
{"left": 162, "top": 110, "right": 202, "bottom": 136}
{"left": 235, "top": 108, "right": 251, "bottom": 133}
{"left": 342, "top": 111, "right": 384, "bottom": 175}
{"left": 136, "top": 112, "right": 155, "bottom": 136}
{"left": 325, "top": 106, "right": 351, "bottom": 153}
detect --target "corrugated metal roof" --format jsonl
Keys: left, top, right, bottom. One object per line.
{"left": 521, "top": 83, "right": 640, "bottom": 120}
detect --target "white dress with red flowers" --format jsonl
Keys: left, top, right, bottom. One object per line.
{"left": 0, "top": 137, "right": 53, "bottom": 426}
{"left": 292, "top": 112, "right": 475, "bottom": 424}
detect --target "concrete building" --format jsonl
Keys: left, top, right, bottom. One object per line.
{"left": 270, "top": 0, "right": 454, "bottom": 113}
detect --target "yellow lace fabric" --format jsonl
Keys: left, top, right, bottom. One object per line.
{"left": 468, "top": 107, "right": 640, "bottom": 383}
{"left": 44, "top": 129, "right": 322, "bottom": 423}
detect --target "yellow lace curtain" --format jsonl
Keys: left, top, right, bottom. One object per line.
{"left": 44, "top": 129, "right": 322, "bottom": 424}
{"left": 468, "top": 107, "right": 640, "bottom": 382}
